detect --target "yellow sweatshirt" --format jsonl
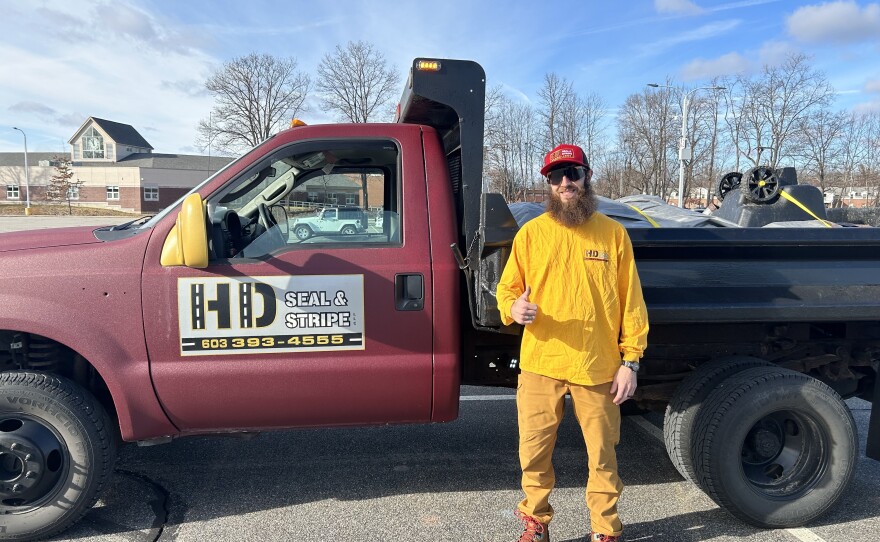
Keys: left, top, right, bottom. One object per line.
{"left": 496, "top": 212, "right": 649, "bottom": 385}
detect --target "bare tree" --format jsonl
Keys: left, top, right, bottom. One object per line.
{"left": 794, "top": 107, "right": 847, "bottom": 196}
{"left": 316, "top": 41, "right": 400, "bottom": 123}
{"left": 580, "top": 91, "right": 608, "bottom": 163}
{"left": 618, "top": 84, "right": 678, "bottom": 198}
{"left": 197, "top": 53, "right": 310, "bottom": 155}
{"left": 725, "top": 54, "right": 834, "bottom": 169}
{"left": 484, "top": 94, "right": 542, "bottom": 201}
{"left": 46, "top": 155, "right": 83, "bottom": 215}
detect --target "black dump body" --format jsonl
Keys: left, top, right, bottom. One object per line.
{"left": 467, "top": 192, "right": 880, "bottom": 460}
{"left": 391, "top": 57, "right": 880, "bottom": 461}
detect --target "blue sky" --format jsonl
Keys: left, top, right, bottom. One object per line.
{"left": 2, "top": 0, "right": 879, "bottom": 154}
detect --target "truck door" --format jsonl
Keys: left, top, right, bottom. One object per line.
{"left": 141, "top": 128, "right": 434, "bottom": 431}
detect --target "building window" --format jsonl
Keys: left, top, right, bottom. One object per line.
{"left": 345, "top": 194, "right": 357, "bottom": 205}
{"left": 82, "top": 127, "right": 105, "bottom": 159}
{"left": 106, "top": 186, "right": 120, "bottom": 200}
{"left": 6, "top": 185, "right": 19, "bottom": 199}
{"left": 308, "top": 191, "right": 318, "bottom": 202}
{"left": 67, "top": 186, "right": 80, "bottom": 200}
{"left": 144, "top": 186, "right": 159, "bottom": 201}
{"left": 326, "top": 192, "right": 337, "bottom": 204}
{"left": 73, "top": 143, "right": 82, "bottom": 160}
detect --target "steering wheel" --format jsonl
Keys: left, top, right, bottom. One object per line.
{"left": 257, "top": 203, "right": 286, "bottom": 247}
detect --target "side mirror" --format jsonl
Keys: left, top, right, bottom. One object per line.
{"left": 160, "top": 193, "right": 209, "bottom": 268}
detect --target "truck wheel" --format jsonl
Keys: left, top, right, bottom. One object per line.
{"left": 340, "top": 225, "right": 357, "bottom": 235}
{"left": 693, "top": 367, "right": 857, "bottom": 528}
{"left": 663, "top": 356, "right": 772, "bottom": 484}
{"left": 294, "top": 225, "right": 312, "bottom": 240}
{"left": 0, "top": 372, "right": 117, "bottom": 541}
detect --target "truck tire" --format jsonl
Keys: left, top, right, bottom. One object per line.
{"left": 0, "top": 372, "right": 117, "bottom": 541}
{"left": 340, "top": 225, "right": 357, "bottom": 235}
{"left": 663, "top": 356, "right": 772, "bottom": 484}
{"left": 294, "top": 225, "right": 312, "bottom": 240}
{"left": 693, "top": 367, "right": 857, "bottom": 528}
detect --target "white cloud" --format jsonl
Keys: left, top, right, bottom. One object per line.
{"left": 866, "top": 79, "right": 880, "bottom": 92}
{"left": 786, "top": 1, "right": 880, "bottom": 44}
{"left": 758, "top": 41, "right": 799, "bottom": 66}
{"left": 681, "top": 52, "right": 751, "bottom": 80}
{"left": 638, "top": 20, "right": 742, "bottom": 54}
{"left": 853, "top": 99, "right": 880, "bottom": 113}
{"left": 655, "top": 0, "right": 704, "bottom": 15}
{"left": 0, "top": 1, "right": 218, "bottom": 153}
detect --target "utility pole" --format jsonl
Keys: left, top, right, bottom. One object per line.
{"left": 12, "top": 127, "right": 32, "bottom": 215}
{"left": 647, "top": 84, "right": 725, "bottom": 208}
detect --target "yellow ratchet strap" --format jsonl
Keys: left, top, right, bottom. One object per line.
{"left": 778, "top": 191, "right": 834, "bottom": 228}
{"left": 626, "top": 204, "right": 661, "bottom": 228}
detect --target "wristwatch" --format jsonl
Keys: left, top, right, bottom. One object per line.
{"left": 621, "top": 360, "right": 640, "bottom": 373}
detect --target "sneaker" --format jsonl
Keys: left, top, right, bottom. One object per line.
{"left": 589, "top": 533, "right": 620, "bottom": 542}
{"left": 515, "top": 510, "right": 549, "bottom": 542}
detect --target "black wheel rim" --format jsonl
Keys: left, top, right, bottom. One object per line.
{"left": 745, "top": 167, "right": 779, "bottom": 201}
{"left": 739, "top": 409, "right": 827, "bottom": 498}
{"left": 718, "top": 172, "right": 742, "bottom": 200}
{"left": 0, "top": 414, "right": 69, "bottom": 511}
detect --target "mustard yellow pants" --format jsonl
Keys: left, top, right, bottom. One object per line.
{"left": 516, "top": 370, "right": 624, "bottom": 537}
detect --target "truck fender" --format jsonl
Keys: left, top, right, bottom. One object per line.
{"left": 0, "top": 293, "right": 177, "bottom": 442}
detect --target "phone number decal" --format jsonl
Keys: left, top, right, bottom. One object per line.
{"left": 177, "top": 275, "right": 365, "bottom": 356}
{"left": 181, "top": 333, "right": 363, "bottom": 353}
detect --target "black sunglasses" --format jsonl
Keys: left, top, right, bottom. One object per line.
{"left": 546, "top": 166, "right": 587, "bottom": 185}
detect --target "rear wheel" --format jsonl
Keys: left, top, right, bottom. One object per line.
{"left": 340, "top": 225, "right": 357, "bottom": 235}
{"left": 693, "top": 367, "right": 857, "bottom": 528}
{"left": 663, "top": 356, "right": 772, "bottom": 484}
{"left": 0, "top": 372, "right": 116, "bottom": 541}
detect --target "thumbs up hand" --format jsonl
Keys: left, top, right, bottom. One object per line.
{"left": 511, "top": 286, "right": 539, "bottom": 325}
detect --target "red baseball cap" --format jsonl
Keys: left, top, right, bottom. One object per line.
{"left": 540, "top": 144, "right": 590, "bottom": 176}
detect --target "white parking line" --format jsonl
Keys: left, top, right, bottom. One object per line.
{"left": 465, "top": 394, "right": 830, "bottom": 542}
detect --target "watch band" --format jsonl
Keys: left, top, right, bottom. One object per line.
{"left": 621, "top": 360, "right": 640, "bottom": 373}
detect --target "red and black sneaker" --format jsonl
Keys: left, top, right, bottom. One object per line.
{"left": 515, "top": 510, "right": 550, "bottom": 542}
{"left": 589, "top": 532, "right": 620, "bottom": 542}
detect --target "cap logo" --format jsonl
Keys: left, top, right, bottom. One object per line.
{"left": 548, "top": 148, "right": 574, "bottom": 162}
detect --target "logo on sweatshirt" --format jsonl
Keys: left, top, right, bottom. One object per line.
{"left": 584, "top": 249, "right": 609, "bottom": 262}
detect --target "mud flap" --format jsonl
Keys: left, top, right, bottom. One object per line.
{"left": 868, "top": 373, "right": 880, "bottom": 461}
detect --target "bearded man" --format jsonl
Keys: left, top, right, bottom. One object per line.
{"left": 496, "top": 144, "right": 650, "bottom": 542}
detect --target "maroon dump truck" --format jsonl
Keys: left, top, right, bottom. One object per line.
{"left": 1, "top": 58, "right": 879, "bottom": 540}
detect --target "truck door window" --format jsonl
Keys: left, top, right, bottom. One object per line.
{"left": 209, "top": 141, "right": 400, "bottom": 260}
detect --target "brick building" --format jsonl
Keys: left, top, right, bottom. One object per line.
{"left": 1, "top": 117, "right": 233, "bottom": 213}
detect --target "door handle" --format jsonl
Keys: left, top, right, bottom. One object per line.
{"left": 395, "top": 273, "right": 424, "bottom": 311}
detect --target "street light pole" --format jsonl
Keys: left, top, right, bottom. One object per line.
{"left": 647, "top": 84, "right": 725, "bottom": 207}
{"left": 12, "top": 127, "right": 31, "bottom": 215}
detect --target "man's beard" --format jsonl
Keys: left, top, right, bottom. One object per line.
{"left": 547, "top": 183, "right": 598, "bottom": 227}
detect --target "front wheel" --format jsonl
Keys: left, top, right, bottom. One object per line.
{"left": 0, "top": 372, "right": 117, "bottom": 541}
{"left": 693, "top": 367, "right": 857, "bottom": 528}
{"left": 293, "top": 225, "right": 312, "bottom": 240}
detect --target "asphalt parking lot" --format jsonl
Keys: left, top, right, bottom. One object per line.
{"left": 40, "top": 391, "right": 880, "bottom": 542}
{"left": 0, "top": 215, "right": 127, "bottom": 233}
{"left": 2, "top": 215, "right": 878, "bottom": 541}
